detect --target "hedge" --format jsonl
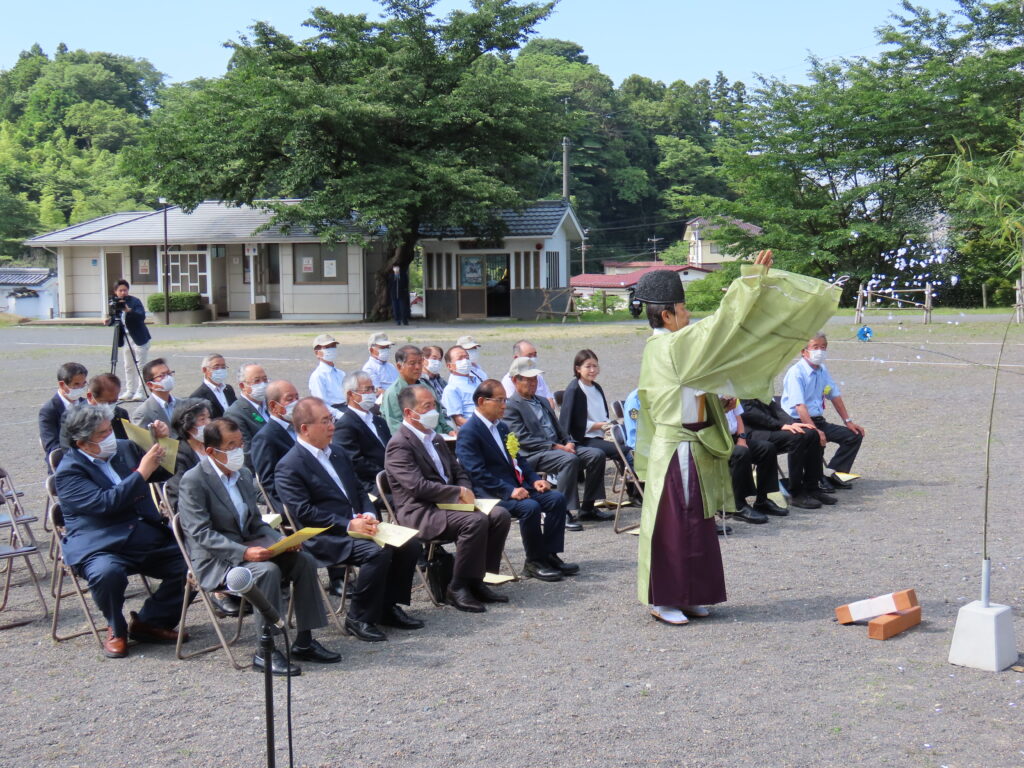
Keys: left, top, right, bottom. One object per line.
{"left": 147, "top": 292, "right": 202, "bottom": 312}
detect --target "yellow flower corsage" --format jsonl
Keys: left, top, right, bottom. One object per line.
{"left": 505, "top": 432, "right": 520, "bottom": 459}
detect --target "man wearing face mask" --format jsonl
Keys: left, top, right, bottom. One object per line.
{"left": 334, "top": 371, "right": 393, "bottom": 498}
{"left": 781, "top": 332, "right": 865, "bottom": 490}
{"left": 40, "top": 361, "right": 89, "bottom": 459}
{"left": 133, "top": 358, "right": 181, "bottom": 438}
{"left": 381, "top": 345, "right": 455, "bottom": 436}
{"left": 421, "top": 345, "right": 447, "bottom": 403}
{"left": 54, "top": 404, "right": 187, "bottom": 659}
{"left": 387, "top": 264, "right": 410, "bottom": 327}
{"left": 251, "top": 380, "right": 300, "bottom": 511}
{"left": 308, "top": 333, "right": 346, "bottom": 408}
{"left": 189, "top": 353, "right": 236, "bottom": 418}
{"left": 456, "top": 335, "right": 487, "bottom": 383}
{"left": 177, "top": 418, "right": 340, "bottom": 675}
{"left": 441, "top": 345, "right": 477, "bottom": 427}
{"left": 500, "top": 340, "right": 556, "bottom": 409}
{"left": 85, "top": 373, "right": 132, "bottom": 442}
{"left": 225, "top": 363, "right": 270, "bottom": 454}
{"left": 362, "top": 332, "right": 398, "bottom": 393}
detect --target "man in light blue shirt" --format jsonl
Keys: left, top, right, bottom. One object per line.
{"left": 308, "top": 333, "right": 346, "bottom": 407}
{"left": 780, "top": 332, "right": 865, "bottom": 489}
{"left": 441, "top": 345, "right": 478, "bottom": 426}
{"left": 362, "top": 332, "right": 399, "bottom": 393}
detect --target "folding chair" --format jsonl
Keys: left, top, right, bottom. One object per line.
{"left": 151, "top": 482, "right": 170, "bottom": 519}
{"left": 278, "top": 503, "right": 347, "bottom": 633}
{"left": 0, "top": 479, "right": 48, "bottom": 630}
{"left": 42, "top": 448, "right": 65, "bottom": 533}
{"left": 609, "top": 425, "right": 641, "bottom": 534}
{"left": 553, "top": 389, "right": 564, "bottom": 409}
{"left": 253, "top": 473, "right": 284, "bottom": 520}
{"left": 0, "top": 465, "right": 47, "bottom": 575}
{"left": 611, "top": 400, "right": 625, "bottom": 423}
{"left": 170, "top": 514, "right": 252, "bottom": 669}
{"left": 49, "top": 500, "right": 103, "bottom": 646}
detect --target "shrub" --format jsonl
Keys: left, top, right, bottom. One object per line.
{"left": 147, "top": 292, "right": 202, "bottom": 312}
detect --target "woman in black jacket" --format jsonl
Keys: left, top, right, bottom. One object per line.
{"left": 558, "top": 349, "right": 626, "bottom": 490}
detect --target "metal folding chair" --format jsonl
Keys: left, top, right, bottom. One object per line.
{"left": 278, "top": 503, "right": 347, "bottom": 633}
{"left": 42, "top": 448, "right": 65, "bottom": 533}
{"left": 49, "top": 500, "right": 103, "bottom": 646}
{"left": 0, "top": 465, "right": 47, "bottom": 575}
{"left": 170, "top": 514, "right": 253, "bottom": 669}
{"left": 609, "top": 425, "right": 641, "bottom": 533}
{"left": 0, "top": 477, "right": 48, "bottom": 630}
{"left": 611, "top": 400, "right": 625, "bottom": 423}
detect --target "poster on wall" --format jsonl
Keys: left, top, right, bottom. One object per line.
{"left": 138, "top": 259, "right": 150, "bottom": 275}
{"left": 302, "top": 257, "right": 315, "bottom": 274}
{"left": 460, "top": 255, "right": 484, "bottom": 287}
{"left": 323, "top": 259, "right": 337, "bottom": 278}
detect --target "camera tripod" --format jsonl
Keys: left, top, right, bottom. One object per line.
{"left": 108, "top": 311, "right": 145, "bottom": 392}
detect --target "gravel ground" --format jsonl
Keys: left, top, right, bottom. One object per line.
{"left": 2, "top": 314, "right": 1023, "bottom": 768}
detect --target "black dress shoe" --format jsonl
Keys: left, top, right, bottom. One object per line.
{"left": 733, "top": 505, "right": 769, "bottom": 524}
{"left": 209, "top": 592, "right": 241, "bottom": 617}
{"left": 289, "top": 639, "right": 341, "bottom": 663}
{"left": 754, "top": 498, "right": 789, "bottom": 517}
{"left": 547, "top": 553, "right": 580, "bottom": 575}
{"left": 328, "top": 578, "right": 347, "bottom": 597}
{"left": 471, "top": 582, "right": 509, "bottom": 603}
{"left": 379, "top": 604, "right": 425, "bottom": 629}
{"left": 344, "top": 617, "right": 388, "bottom": 642}
{"left": 445, "top": 585, "right": 486, "bottom": 612}
{"left": 790, "top": 494, "right": 823, "bottom": 509}
{"left": 825, "top": 474, "right": 852, "bottom": 490}
{"left": 253, "top": 648, "right": 301, "bottom": 676}
{"left": 565, "top": 512, "right": 583, "bottom": 532}
{"left": 816, "top": 479, "right": 838, "bottom": 494}
{"left": 523, "top": 559, "right": 563, "bottom": 581}
{"left": 811, "top": 489, "right": 838, "bottom": 505}
{"left": 716, "top": 522, "right": 733, "bottom": 535}
{"left": 578, "top": 506, "right": 615, "bottom": 522}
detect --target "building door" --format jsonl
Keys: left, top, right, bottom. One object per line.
{"left": 485, "top": 253, "right": 510, "bottom": 317}
{"left": 210, "top": 245, "right": 228, "bottom": 315}
{"left": 104, "top": 252, "right": 123, "bottom": 295}
{"left": 457, "top": 254, "right": 486, "bottom": 318}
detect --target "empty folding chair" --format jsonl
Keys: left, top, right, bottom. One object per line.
{"left": 49, "top": 500, "right": 103, "bottom": 646}
{"left": 0, "top": 465, "right": 47, "bottom": 575}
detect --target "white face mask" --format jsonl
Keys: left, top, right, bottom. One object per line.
{"left": 190, "top": 424, "right": 207, "bottom": 442}
{"left": 321, "top": 347, "right": 338, "bottom": 363}
{"left": 376, "top": 347, "right": 391, "bottom": 363}
{"left": 90, "top": 432, "right": 118, "bottom": 460}
{"left": 154, "top": 375, "right": 175, "bottom": 394}
{"left": 278, "top": 400, "right": 297, "bottom": 422}
{"left": 467, "top": 348, "right": 480, "bottom": 364}
{"left": 454, "top": 359, "right": 472, "bottom": 375}
{"left": 248, "top": 382, "right": 268, "bottom": 401}
{"left": 415, "top": 409, "right": 440, "bottom": 430}
{"left": 210, "top": 368, "right": 228, "bottom": 384}
{"left": 216, "top": 446, "right": 245, "bottom": 472}
{"left": 425, "top": 358, "right": 443, "bottom": 375}
{"left": 808, "top": 349, "right": 827, "bottom": 366}
{"left": 358, "top": 393, "right": 377, "bottom": 411}
{"left": 65, "top": 385, "right": 87, "bottom": 400}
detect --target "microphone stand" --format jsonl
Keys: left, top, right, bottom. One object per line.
{"left": 260, "top": 620, "right": 277, "bottom": 768}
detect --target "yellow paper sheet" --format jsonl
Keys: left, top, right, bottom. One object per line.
{"left": 483, "top": 572, "right": 515, "bottom": 585}
{"left": 438, "top": 498, "right": 501, "bottom": 515}
{"left": 349, "top": 521, "right": 419, "bottom": 548}
{"left": 834, "top": 472, "right": 861, "bottom": 482}
{"left": 266, "top": 526, "right": 330, "bottom": 555}
{"left": 120, "top": 419, "right": 178, "bottom": 474}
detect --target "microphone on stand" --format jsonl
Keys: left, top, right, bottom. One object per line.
{"left": 225, "top": 566, "right": 284, "bottom": 629}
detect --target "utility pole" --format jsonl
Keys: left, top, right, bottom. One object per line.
{"left": 579, "top": 236, "right": 588, "bottom": 275}
{"left": 561, "top": 136, "right": 571, "bottom": 201}
{"left": 159, "top": 197, "right": 170, "bottom": 325}
{"left": 648, "top": 236, "right": 663, "bottom": 261}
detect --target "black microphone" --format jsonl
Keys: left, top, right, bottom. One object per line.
{"left": 224, "top": 566, "right": 284, "bottom": 629}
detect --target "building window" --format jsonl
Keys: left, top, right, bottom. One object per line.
{"left": 513, "top": 251, "right": 541, "bottom": 289}
{"left": 293, "top": 243, "right": 347, "bottom": 284}
{"left": 545, "top": 251, "right": 560, "bottom": 288}
{"left": 130, "top": 246, "right": 157, "bottom": 285}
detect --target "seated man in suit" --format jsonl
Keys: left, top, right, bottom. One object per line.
{"left": 381, "top": 345, "right": 455, "bottom": 436}
{"left": 39, "top": 361, "right": 88, "bottom": 459}
{"left": 455, "top": 380, "right": 577, "bottom": 582}
{"left": 54, "top": 404, "right": 187, "bottom": 659}
{"left": 189, "top": 353, "right": 236, "bottom": 418}
{"left": 385, "top": 385, "right": 512, "bottom": 612}
{"left": 84, "top": 373, "right": 135, "bottom": 442}
{"left": 224, "top": 362, "right": 270, "bottom": 454}
{"left": 502, "top": 357, "right": 606, "bottom": 529}
{"left": 275, "top": 397, "right": 423, "bottom": 642}
{"left": 722, "top": 398, "right": 787, "bottom": 525}
{"left": 781, "top": 332, "right": 866, "bottom": 490}
{"left": 333, "top": 371, "right": 392, "bottom": 498}
{"left": 177, "top": 418, "right": 340, "bottom": 676}
{"left": 133, "top": 358, "right": 180, "bottom": 437}
{"left": 250, "top": 379, "right": 299, "bottom": 510}
{"left": 421, "top": 345, "right": 447, "bottom": 404}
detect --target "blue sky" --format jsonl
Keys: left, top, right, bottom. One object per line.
{"left": 2, "top": 0, "right": 964, "bottom": 88}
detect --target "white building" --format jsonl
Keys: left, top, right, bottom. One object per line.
{"left": 0, "top": 267, "right": 59, "bottom": 319}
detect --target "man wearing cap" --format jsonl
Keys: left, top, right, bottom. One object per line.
{"left": 441, "top": 345, "right": 477, "bottom": 427}
{"left": 500, "top": 340, "right": 556, "bottom": 410}
{"left": 633, "top": 253, "right": 839, "bottom": 626}
{"left": 502, "top": 357, "right": 607, "bottom": 530}
{"left": 362, "top": 333, "right": 399, "bottom": 393}
{"left": 456, "top": 336, "right": 487, "bottom": 383}
{"left": 308, "top": 334, "right": 346, "bottom": 408}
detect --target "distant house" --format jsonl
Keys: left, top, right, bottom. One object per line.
{"left": 685, "top": 217, "right": 763, "bottom": 268}
{"left": 418, "top": 200, "right": 583, "bottom": 320}
{"left": 601, "top": 260, "right": 713, "bottom": 278}
{"left": 0, "top": 267, "right": 59, "bottom": 319}
{"left": 571, "top": 263, "right": 707, "bottom": 299}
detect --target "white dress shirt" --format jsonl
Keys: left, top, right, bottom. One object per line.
{"left": 403, "top": 421, "right": 447, "bottom": 481}
{"left": 270, "top": 414, "right": 296, "bottom": 439}
{"left": 203, "top": 378, "right": 229, "bottom": 412}
{"left": 353, "top": 406, "right": 385, "bottom": 445}
{"left": 297, "top": 438, "right": 349, "bottom": 500}
{"left": 207, "top": 457, "right": 248, "bottom": 528}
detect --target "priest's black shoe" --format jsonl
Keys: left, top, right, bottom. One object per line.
{"left": 380, "top": 604, "right": 425, "bottom": 629}
{"left": 716, "top": 522, "right": 733, "bottom": 535}
{"left": 446, "top": 585, "right": 486, "bottom": 612}
{"left": 344, "top": 617, "right": 388, "bottom": 642}
{"left": 289, "top": 639, "right": 341, "bottom": 663}
{"left": 790, "top": 494, "right": 822, "bottom": 509}
{"left": 547, "top": 553, "right": 580, "bottom": 575}
{"left": 811, "top": 490, "right": 838, "bottom": 505}
{"left": 825, "top": 474, "right": 852, "bottom": 490}
{"left": 471, "top": 581, "right": 509, "bottom": 603}
{"left": 328, "top": 578, "right": 347, "bottom": 597}
{"left": 565, "top": 512, "right": 583, "bottom": 532}
{"left": 253, "top": 648, "right": 301, "bottom": 676}
{"left": 733, "top": 505, "right": 768, "bottom": 524}
{"left": 817, "top": 479, "right": 838, "bottom": 494}
{"left": 523, "top": 559, "right": 563, "bottom": 581}
{"left": 754, "top": 498, "right": 789, "bottom": 517}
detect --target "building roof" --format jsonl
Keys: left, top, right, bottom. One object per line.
{"left": 419, "top": 200, "right": 584, "bottom": 240}
{"left": 601, "top": 260, "right": 713, "bottom": 272}
{"left": 0, "top": 267, "right": 56, "bottom": 286}
{"left": 571, "top": 264, "right": 693, "bottom": 289}
{"left": 25, "top": 201, "right": 325, "bottom": 247}
{"left": 686, "top": 217, "right": 763, "bottom": 236}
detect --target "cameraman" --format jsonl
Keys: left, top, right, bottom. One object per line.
{"left": 106, "top": 279, "right": 151, "bottom": 401}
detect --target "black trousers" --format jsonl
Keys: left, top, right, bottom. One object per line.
{"left": 524, "top": 445, "right": 607, "bottom": 509}
{"left": 747, "top": 428, "right": 822, "bottom": 493}
{"left": 812, "top": 416, "right": 863, "bottom": 473}
{"left": 728, "top": 437, "right": 778, "bottom": 507}
{"left": 341, "top": 538, "right": 422, "bottom": 623}
{"left": 437, "top": 506, "right": 513, "bottom": 580}
{"left": 500, "top": 490, "right": 567, "bottom": 561}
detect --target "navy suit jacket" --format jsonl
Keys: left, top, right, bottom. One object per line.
{"left": 189, "top": 381, "right": 237, "bottom": 419}
{"left": 455, "top": 414, "right": 539, "bottom": 501}
{"left": 39, "top": 393, "right": 81, "bottom": 457}
{"left": 332, "top": 407, "right": 391, "bottom": 497}
{"left": 250, "top": 419, "right": 295, "bottom": 506}
{"left": 274, "top": 441, "right": 375, "bottom": 567}
{"left": 54, "top": 441, "right": 171, "bottom": 567}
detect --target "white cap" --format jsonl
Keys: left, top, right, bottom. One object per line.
{"left": 508, "top": 357, "right": 544, "bottom": 378}
{"left": 368, "top": 332, "right": 393, "bottom": 348}
{"left": 456, "top": 335, "right": 480, "bottom": 349}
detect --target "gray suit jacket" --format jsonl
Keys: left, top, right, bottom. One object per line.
{"left": 502, "top": 392, "right": 572, "bottom": 458}
{"left": 224, "top": 397, "right": 267, "bottom": 453}
{"left": 132, "top": 394, "right": 179, "bottom": 438}
{"left": 176, "top": 459, "right": 281, "bottom": 591}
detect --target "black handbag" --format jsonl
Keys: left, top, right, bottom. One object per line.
{"left": 424, "top": 544, "right": 454, "bottom": 604}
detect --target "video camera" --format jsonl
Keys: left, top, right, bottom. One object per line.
{"left": 107, "top": 295, "right": 128, "bottom": 318}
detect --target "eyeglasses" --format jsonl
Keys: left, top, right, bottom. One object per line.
{"left": 484, "top": 397, "right": 507, "bottom": 404}
{"left": 151, "top": 370, "right": 175, "bottom": 381}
